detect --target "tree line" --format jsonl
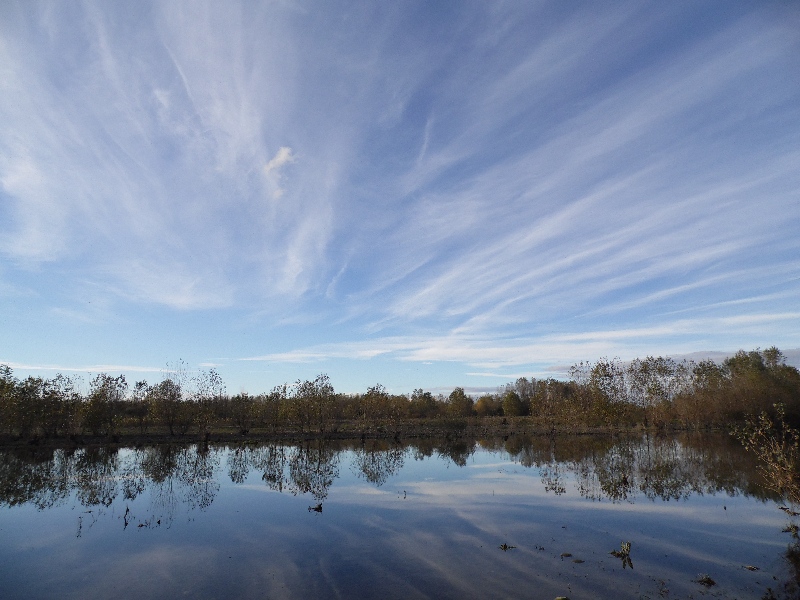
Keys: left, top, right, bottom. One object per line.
{"left": 1, "top": 347, "right": 798, "bottom": 440}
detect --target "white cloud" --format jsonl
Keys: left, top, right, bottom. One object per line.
{"left": 264, "top": 146, "right": 296, "bottom": 200}
{"left": 1, "top": 2, "right": 798, "bottom": 391}
{"left": 318, "top": 9, "right": 800, "bottom": 342}
{"left": 0, "top": 361, "right": 165, "bottom": 374}
{"left": 240, "top": 311, "right": 800, "bottom": 371}
{"left": 264, "top": 146, "right": 295, "bottom": 175}
{"left": 104, "top": 259, "right": 235, "bottom": 310}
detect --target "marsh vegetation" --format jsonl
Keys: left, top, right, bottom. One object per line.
{"left": 1, "top": 347, "right": 798, "bottom": 445}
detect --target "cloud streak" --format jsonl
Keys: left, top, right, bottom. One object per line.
{"left": 240, "top": 311, "right": 800, "bottom": 371}
{"left": 1, "top": 1, "right": 798, "bottom": 390}
{"left": 0, "top": 361, "right": 166, "bottom": 375}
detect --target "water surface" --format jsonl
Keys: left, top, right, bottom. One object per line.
{"left": 1, "top": 433, "right": 796, "bottom": 599}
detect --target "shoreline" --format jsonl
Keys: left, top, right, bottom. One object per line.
{"left": 0, "top": 418, "right": 724, "bottom": 450}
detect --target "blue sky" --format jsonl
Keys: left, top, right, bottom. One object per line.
{"left": 1, "top": 0, "right": 799, "bottom": 395}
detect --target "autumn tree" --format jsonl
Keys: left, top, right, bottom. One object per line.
{"left": 230, "top": 393, "right": 255, "bottom": 434}
{"left": 409, "top": 389, "right": 439, "bottom": 418}
{"left": 0, "top": 365, "right": 16, "bottom": 435}
{"left": 41, "top": 374, "right": 82, "bottom": 437}
{"left": 474, "top": 394, "right": 502, "bottom": 416}
{"left": 194, "top": 368, "right": 225, "bottom": 436}
{"left": 362, "top": 384, "right": 389, "bottom": 426}
{"left": 725, "top": 348, "right": 800, "bottom": 421}
{"left": 128, "top": 380, "right": 152, "bottom": 434}
{"left": 12, "top": 376, "right": 46, "bottom": 438}
{"left": 627, "top": 357, "right": 678, "bottom": 427}
{"left": 265, "top": 384, "right": 288, "bottom": 430}
{"left": 84, "top": 374, "right": 128, "bottom": 437}
{"left": 149, "top": 379, "right": 182, "bottom": 436}
{"left": 502, "top": 390, "right": 525, "bottom": 417}
{"left": 589, "top": 358, "right": 628, "bottom": 427}
{"left": 447, "top": 387, "right": 474, "bottom": 418}
{"left": 292, "top": 375, "right": 336, "bottom": 433}
{"left": 166, "top": 361, "right": 196, "bottom": 436}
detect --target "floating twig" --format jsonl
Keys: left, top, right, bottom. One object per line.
{"left": 499, "top": 543, "right": 516, "bottom": 551}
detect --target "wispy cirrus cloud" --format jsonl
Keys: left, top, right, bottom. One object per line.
{"left": 311, "top": 8, "right": 799, "bottom": 343}
{"left": 240, "top": 311, "right": 800, "bottom": 371}
{"left": 0, "top": 361, "right": 166, "bottom": 375}
{"left": 1, "top": 1, "right": 798, "bottom": 391}
{"left": 0, "top": 1, "right": 338, "bottom": 308}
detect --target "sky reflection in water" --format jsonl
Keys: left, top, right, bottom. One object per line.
{"left": 0, "top": 434, "right": 796, "bottom": 599}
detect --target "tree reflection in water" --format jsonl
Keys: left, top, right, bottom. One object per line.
{"left": 287, "top": 440, "right": 340, "bottom": 501}
{"left": 74, "top": 446, "right": 119, "bottom": 507}
{"left": 352, "top": 440, "right": 406, "bottom": 487}
{"left": 223, "top": 440, "right": 341, "bottom": 501}
{"left": 0, "top": 433, "right": 779, "bottom": 519}
{"left": 258, "top": 444, "right": 288, "bottom": 493}
{"left": 1, "top": 433, "right": 797, "bottom": 599}
{"left": 3, "top": 432, "right": 798, "bottom": 600}
{"left": 496, "top": 432, "right": 774, "bottom": 503}
{"left": 179, "top": 445, "right": 221, "bottom": 511}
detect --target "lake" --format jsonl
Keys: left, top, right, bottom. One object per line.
{"left": 1, "top": 433, "right": 797, "bottom": 599}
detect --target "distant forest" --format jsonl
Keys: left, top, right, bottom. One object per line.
{"left": 1, "top": 347, "right": 799, "bottom": 441}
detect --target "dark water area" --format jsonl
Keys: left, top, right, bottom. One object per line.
{"left": 1, "top": 433, "right": 798, "bottom": 599}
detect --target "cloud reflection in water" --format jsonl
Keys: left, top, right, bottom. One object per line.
{"left": 0, "top": 433, "right": 793, "bottom": 599}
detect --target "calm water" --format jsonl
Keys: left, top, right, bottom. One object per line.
{"left": 1, "top": 433, "right": 797, "bottom": 599}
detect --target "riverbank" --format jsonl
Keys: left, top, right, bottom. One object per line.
{"left": 0, "top": 417, "right": 713, "bottom": 450}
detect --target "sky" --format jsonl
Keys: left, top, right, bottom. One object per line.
{"left": 1, "top": 0, "right": 799, "bottom": 396}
